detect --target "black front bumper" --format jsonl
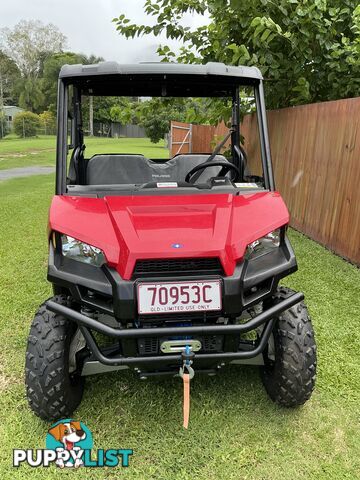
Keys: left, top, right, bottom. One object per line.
{"left": 48, "top": 236, "right": 297, "bottom": 323}
{"left": 47, "top": 291, "right": 303, "bottom": 368}
{"left": 47, "top": 235, "right": 298, "bottom": 370}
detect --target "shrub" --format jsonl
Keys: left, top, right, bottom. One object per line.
{"left": 13, "top": 111, "right": 41, "bottom": 137}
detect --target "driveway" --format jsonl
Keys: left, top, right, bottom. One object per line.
{"left": 0, "top": 166, "right": 55, "bottom": 181}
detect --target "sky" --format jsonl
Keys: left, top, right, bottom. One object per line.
{"left": 0, "top": 0, "right": 209, "bottom": 63}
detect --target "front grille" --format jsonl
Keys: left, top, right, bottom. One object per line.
{"left": 133, "top": 258, "right": 223, "bottom": 277}
{"left": 137, "top": 335, "right": 224, "bottom": 356}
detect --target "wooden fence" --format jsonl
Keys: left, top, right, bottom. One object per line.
{"left": 170, "top": 121, "right": 229, "bottom": 156}
{"left": 170, "top": 97, "right": 360, "bottom": 265}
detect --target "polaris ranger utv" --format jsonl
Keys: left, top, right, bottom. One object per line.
{"left": 25, "top": 62, "right": 317, "bottom": 421}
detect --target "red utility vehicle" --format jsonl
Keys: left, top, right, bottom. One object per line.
{"left": 25, "top": 62, "right": 317, "bottom": 420}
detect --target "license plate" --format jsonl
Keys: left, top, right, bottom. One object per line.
{"left": 137, "top": 280, "right": 222, "bottom": 315}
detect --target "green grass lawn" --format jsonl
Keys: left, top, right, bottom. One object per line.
{"left": 0, "top": 135, "right": 168, "bottom": 170}
{"left": 0, "top": 174, "right": 359, "bottom": 479}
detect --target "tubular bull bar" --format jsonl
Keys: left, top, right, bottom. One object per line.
{"left": 47, "top": 292, "right": 304, "bottom": 368}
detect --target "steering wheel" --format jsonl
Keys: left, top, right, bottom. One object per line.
{"left": 185, "top": 160, "right": 240, "bottom": 184}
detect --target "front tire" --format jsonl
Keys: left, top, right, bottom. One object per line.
{"left": 261, "top": 286, "right": 317, "bottom": 407}
{"left": 25, "top": 295, "right": 85, "bottom": 420}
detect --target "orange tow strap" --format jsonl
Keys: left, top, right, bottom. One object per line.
{"left": 183, "top": 373, "right": 190, "bottom": 429}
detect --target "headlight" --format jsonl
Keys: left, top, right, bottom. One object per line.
{"left": 245, "top": 229, "right": 281, "bottom": 260}
{"left": 61, "top": 235, "right": 105, "bottom": 267}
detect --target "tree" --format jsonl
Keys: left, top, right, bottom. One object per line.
{"left": 13, "top": 111, "right": 41, "bottom": 137}
{"left": 110, "top": 101, "right": 134, "bottom": 125}
{"left": 134, "top": 95, "right": 232, "bottom": 143}
{"left": 16, "top": 77, "right": 44, "bottom": 112}
{"left": 113, "top": 1, "right": 360, "bottom": 110}
{"left": 0, "top": 20, "right": 67, "bottom": 113}
{"left": 0, "top": 51, "right": 20, "bottom": 138}
{"left": 82, "top": 96, "right": 133, "bottom": 136}
{"left": 0, "top": 20, "right": 67, "bottom": 78}
{"left": 134, "top": 97, "right": 186, "bottom": 143}
{"left": 0, "top": 111, "right": 9, "bottom": 139}
{"left": 40, "top": 52, "right": 102, "bottom": 114}
{"left": 39, "top": 110, "right": 56, "bottom": 135}
{"left": 41, "top": 52, "right": 84, "bottom": 112}
{"left": 0, "top": 51, "right": 20, "bottom": 106}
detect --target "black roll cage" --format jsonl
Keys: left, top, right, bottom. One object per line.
{"left": 55, "top": 69, "right": 274, "bottom": 195}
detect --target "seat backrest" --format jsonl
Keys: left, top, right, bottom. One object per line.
{"left": 86, "top": 153, "right": 230, "bottom": 185}
{"left": 86, "top": 155, "right": 152, "bottom": 185}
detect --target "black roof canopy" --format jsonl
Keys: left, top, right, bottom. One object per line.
{"left": 59, "top": 62, "right": 262, "bottom": 97}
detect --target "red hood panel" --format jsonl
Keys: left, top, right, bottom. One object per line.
{"left": 49, "top": 192, "right": 289, "bottom": 280}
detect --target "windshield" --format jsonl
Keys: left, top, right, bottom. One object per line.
{"left": 64, "top": 87, "right": 266, "bottom": 195}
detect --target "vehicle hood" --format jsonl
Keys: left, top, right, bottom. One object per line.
{"left": 49, "top": 192, "right": 289, "bottom": 280}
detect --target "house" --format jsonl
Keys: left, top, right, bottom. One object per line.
{"left": 3, "top": 106, "right": 24, "bottom": 130}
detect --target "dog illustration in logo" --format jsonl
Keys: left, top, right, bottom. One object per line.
{"left": 48, "top": 421, "right": 86, "bottom": 468}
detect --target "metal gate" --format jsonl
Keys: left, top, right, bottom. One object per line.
{"left": 170, "top": 122, "right": 193, "bottom": 157}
